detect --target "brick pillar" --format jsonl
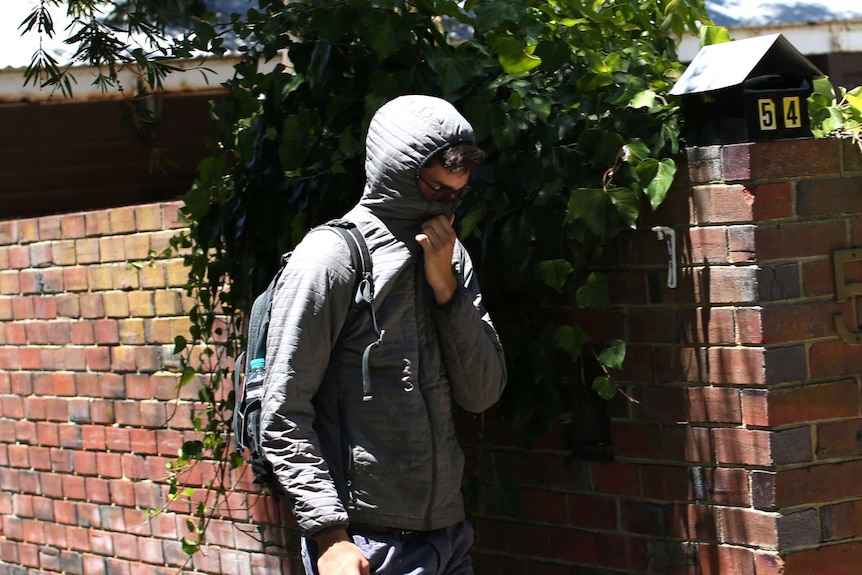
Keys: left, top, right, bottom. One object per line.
{"left": 604, "top": 137, "right": 862, "bottom": 575}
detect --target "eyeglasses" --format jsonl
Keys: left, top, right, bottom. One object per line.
{"left": 416, "top": 172, "right": 470, "bottom": 202}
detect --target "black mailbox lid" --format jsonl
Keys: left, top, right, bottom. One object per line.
{"left": 670, "top": 33, "right": 823, "bottom": 97}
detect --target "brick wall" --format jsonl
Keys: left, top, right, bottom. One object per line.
{"left": 0, "top": 203, "right": 293, "bottom": 574}
{"left": 464, "top": 138, "right": 862, "bottom": 574}
{"left": 3, "top": 137, "right": 862, "bottom": 575}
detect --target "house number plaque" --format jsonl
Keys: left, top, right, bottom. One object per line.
{"left": 833, "top": 248, "right": 862, "bottom": 345}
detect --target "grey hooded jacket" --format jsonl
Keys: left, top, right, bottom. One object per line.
{"left": 260, "top": 95, "right": 507, "bottom": 535}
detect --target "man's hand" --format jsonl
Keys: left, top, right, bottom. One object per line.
{"left": 315, "top": 528, "right": 370, "bottom": 575}
{"left": 415, "top": 214, "right": 458, "bottom": 305}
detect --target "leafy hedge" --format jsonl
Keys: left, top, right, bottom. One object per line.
{"left": 24, "top": 0, "right": 712, "bottom": 555}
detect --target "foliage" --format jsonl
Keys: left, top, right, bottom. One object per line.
{"left": 809, "top": 76, "right": 862, "bottom": 150}
{"left": 24, "top": 0, "right": 712, "bottom": 556}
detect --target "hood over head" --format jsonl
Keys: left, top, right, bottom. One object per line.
{"left": 360, "top": 95, "right": 476, "bottom": 229}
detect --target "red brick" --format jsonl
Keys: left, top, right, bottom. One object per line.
{"left": 720, "top": 507, "right": 778, "bottom": 548}
{"left": 688, "top": 226, "right": 728, "bottom": 263}
{"left": 736, "top": 308, "right": 763, "bottom": 344}
{"left": 96, "top": 452, "right": 123, "bottom": 478}
{"left": 88, "top": 529, "right": 113, "bottom": 556}
{"left": 111, "top": 346, "right": 137, "bottom": 372}
{"left": 610, "top": 421, "right": 659, "bottom": 460}
{"left": 822, "top": 500, "right": 862, "bottom": 541}
{"left": 817, "top": 418, "right": 862, "bottom": 460}
{"left": 12, "top": 296, "right": 35, "bottom": 320}
{"left": 29, "top": 242, "right": 53, "bottom": 267}
{"left": 783, "top": 541, "right": 862, "bottom": 575}
{"left": 63, "top": 476, "right": 86, "bottom": 501}
{"left": 594, "top": 533, "right": 648, "bottom": 572}
{"left": 688, "top": 386, "right": 742, "bottom": 424}
{"left": 9, "top": 245, "right": 30, "bottom": 268}
{"left": 72, "top": 451, "right": 97, "bottom": 476}
{"left": 639, "top": 465, "right": 692, "bottom": 501}
{"left": 708, "top": 347, "right": 765, "bottom": 385}
{"left": 36, "top": 422, "right": 60, "bottom": 447}
{"left": 92, "top": 319, "right": 120, "bottom": 344}
{"left": 82, "top": 554, "right": 106, "bottom": 575}
{"left": 706, "top": 266, "right": 759, "bottom": 303}
{"left": 713, "top": 428, "right": 772, "bottom": 466}
{"left": 79, "top": 294, "right": 105, "bottom": 319}
{"left": 769, "top": 380, "right": 859, "bottom": 426}
{"left": 591, "top": 461, "right": 640, "bottom": 497}
{"left": 110, "top": 206, "right": 137, "bottom": 234}
{"left": 65, "top": 526, "right": 90, "bottom": 551}
{"left": 811, "top": 341, "right": 862, "bottom": 378}
{"left": 689, "top": 307, "right": 734, "bottom": 345}
{"left": 0, "top": 220, "right": 16, "bottom": 244}
{"left": 110, "top": 481, "right": 136, "bottom": 507}
{"left": 756, "top": 221, "right": 847, "bottom": 262}
{"left": 63, "top": 267, "right": 89, "bottom": 291}
{"left": 775, "top": 461, "right": 862, "bottom": 507}
{"left": 697, "top": 543, "right": 755, "bottom": 575}
{"left": 693, "top": 185, "right": 754, "bottom": 224}
{"left": 70, "top": 322, "right": 95, "bottom": 344}
{"left": 85, "top": 347, "right": 111, "bottom": 371}
{"left": 761, "top": 302, "right": 840, "bottom": 345}
{"left": 58, "top": 424, "right": 83, "bottom": 449}
{"left": 728, "top": 225, "right": 757, "bottom": 263}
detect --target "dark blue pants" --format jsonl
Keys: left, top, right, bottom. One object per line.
{"left": 301, "top": 520, "right": 474, "bottom": 575}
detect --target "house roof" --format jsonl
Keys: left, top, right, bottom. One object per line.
{"left": 6, "top": 0, "right": 862, "bottom": 71}
{"left": 4, "top": 0, "right": 862, "bottom": 97}
{"left": 708, "top": 0, "right": 862, "bottom": 28}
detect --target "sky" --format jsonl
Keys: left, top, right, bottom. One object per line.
{"left": 3, "top": 0, "right": 862, "bottom": 70}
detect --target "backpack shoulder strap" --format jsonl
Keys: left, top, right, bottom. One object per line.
{"left": 324, "top": 219, "right": 373, "bottom": 307}
{"left": 320, "top": 219, "right": 381, "bottom": 401}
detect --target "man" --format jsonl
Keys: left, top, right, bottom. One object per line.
{"left": 260, "top": 95, "right": 507, "bottom": 575}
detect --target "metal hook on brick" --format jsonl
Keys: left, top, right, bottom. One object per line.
{"left": 652, "top": 226, "right": 677, "bottom": 289}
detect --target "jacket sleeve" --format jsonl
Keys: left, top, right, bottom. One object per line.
{"left": 433, "top": 241, "right": 507, "bottom": 413}
{"left": 259, "top": 230, "right": 354, "bottom": 535}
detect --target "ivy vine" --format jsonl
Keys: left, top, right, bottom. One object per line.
{"left": 23, "top": 0, "right": 712, "bottom": 557}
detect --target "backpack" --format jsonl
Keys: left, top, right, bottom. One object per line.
{"left": 233, "top": 218, "right": 379, "bottom": 499}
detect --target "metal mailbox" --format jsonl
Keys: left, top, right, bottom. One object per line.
{"left": 670, "top": 33, "right": 824, "bottom": 146}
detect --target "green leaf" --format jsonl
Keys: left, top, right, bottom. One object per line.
{"left": 180, "top": 366, "right": 196, "bottom": 387}
{"left": 173, "top": 335, "right": 187, "bottom": 355}
{"left": 812, "top": 76, "right": 836, "bottom": 103}
{"left": 623, "top": 139, "right": 651, "bottom": 164}
{"left": 592, "top": 375, "right": 618, "bottom": 400}
{"left": 459, "top": 204, "right": 487, "bottom": 240}
{"left": 473, "top": 2, "right": 523, "bottom": 32}
{"left": 181, "top": 537, "right": 199, "bottom": 556}
{"left": 495, "top": 37, "right": 542, "bottom": 75}
{"left": 366, "top": 13, "right": 402, "bottom": 60}
{"left": 568, "top": 188, "right": 610, "bottom": 237}
{"left": 638, "top": 158, "right": 677, "bottom": 210}
{"left": 180, "top": 440, "right": 203, "bottom": 458}
{"left": 576, "top": 272, "right": 609, "bottom": 309}
{"left": 430, "top": 50, "right": 478, "bottom": 97}
{"left": 598, "top": 339, "right": 626, "bottom": 370}
{"left": 523, "top": 95, "right": 552, "bottom": 122}
{"left": 609, "top": 187, "right": 639, "bottom": 229}
{"left": 577, "top": 129, "right": 624, "bottom": 169}
{"left": 699, "top": 25, "right": 732, "bottom": 47}
{"left": 628, "top": 89, "right": 658, "bottom": 111}
{"left": 552, "top": 325, "right": 588, "bottom": 360}
{"left": 535, "top": 259, "right": 574, "bottom": 292}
